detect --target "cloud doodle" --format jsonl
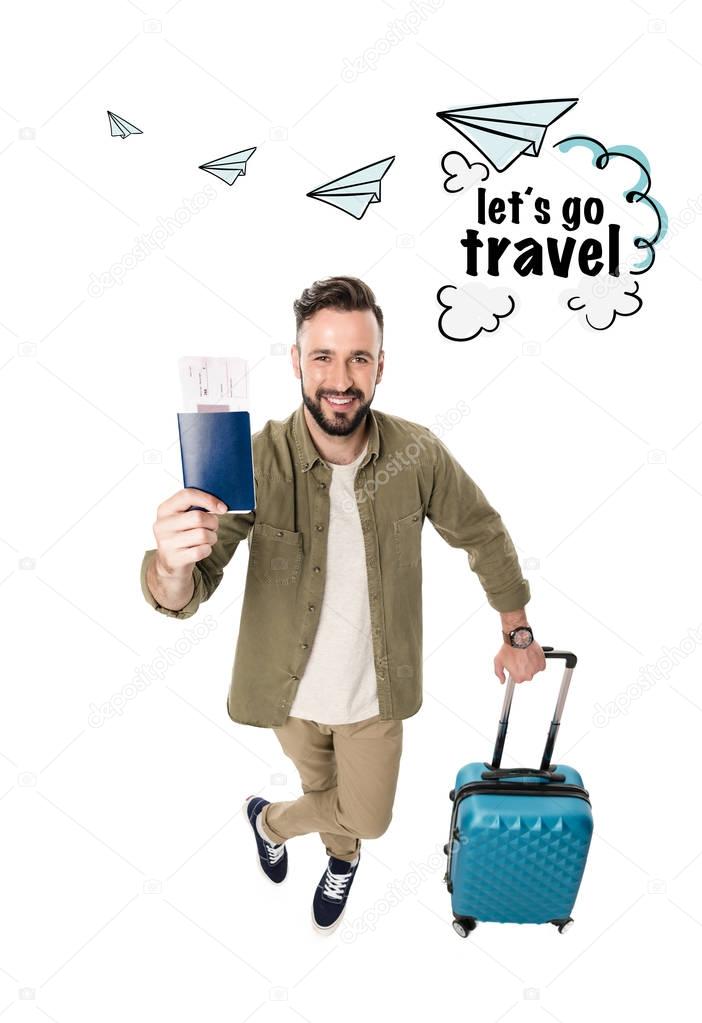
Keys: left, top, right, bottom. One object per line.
{"left": 436, "top": 282, "right": 516, "bottom": 341}
{"left": 555, "top": 135, "right": 667, "bottom": 275}
{"left": 441, "top": 151, "right": 489, "bottom": 194}
{"left": 561, "top": 272, "right": 642, "bottom": 331}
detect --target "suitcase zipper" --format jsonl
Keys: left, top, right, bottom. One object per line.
{"left": 455, "top": 780, "right": 591, "bottom": 803}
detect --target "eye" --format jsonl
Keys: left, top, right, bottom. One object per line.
{"left": 313, "top": 355, "right": 368, "bottom": 363}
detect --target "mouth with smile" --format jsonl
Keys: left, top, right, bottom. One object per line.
{"left": 322, "top": 394, "right": 358, "bottom": 411}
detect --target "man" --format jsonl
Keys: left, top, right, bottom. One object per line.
{"left": 140, "top": 275, "right": 545, "bottom": 934}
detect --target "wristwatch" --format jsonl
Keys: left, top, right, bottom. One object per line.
{"left": 502, "top": 625, "right": 534, "bottom": 649}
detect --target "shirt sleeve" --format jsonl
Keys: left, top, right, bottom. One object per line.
{"left": 140, "top": 510, "right": 255, "bottom": 620}
{"left": 425, "top": 433, "right": 531, "bottom": 613}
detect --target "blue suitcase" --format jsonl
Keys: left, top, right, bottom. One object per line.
{"left": 444, "top": 648, "right": 593, "bottom": 938}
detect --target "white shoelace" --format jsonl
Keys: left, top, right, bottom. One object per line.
{"left": 322, "top": 864, "right": 354, "bottom": 900}
{"left": 254, "top": 808, "right": 286, "bottom": 865}
{"left": 265, "top": 840, "right": 285, "bottom": 866}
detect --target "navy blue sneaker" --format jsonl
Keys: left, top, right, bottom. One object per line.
{"left": 312, "top": 851, "right": 361, "bottom": 932}
{"left": 243, "top": 795, "right": 288, "bottom": 884}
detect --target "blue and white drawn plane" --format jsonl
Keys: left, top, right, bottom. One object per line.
{"left": 307, "top": 156, "right": 395, "bottom": 219}
{"left": 107, "top": 110, "right": 142, "bottom": 139}
{"left": 436, "top": 99, "right": 578, "bottom": 172}
{"left": 199, "top": 148, "right": 257, "bottom": 185}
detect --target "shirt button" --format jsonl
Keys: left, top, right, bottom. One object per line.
{"left": 276, "top": 530, "right": 284, "bottom": 536}
{"left": 300, "top": 643, "right": 308, "bottom": 649}
{"left": 291, "top": 675, "right": 299, "bottom": 682}
{"left": 316, "top": 524, "right": 324, "bottom": 531}
{"left": 313, "top": 566, "right": 321, "bottom": 573}
{"left": 308, "top": 605, "right": 315, "bottom": 612}
{"left": 319, "top": 482, "right": 327, "bottom": 489}
{"left": 412, "top": 515, "right": 418, "bottom": 522}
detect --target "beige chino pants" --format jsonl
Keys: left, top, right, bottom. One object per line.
{"left": 260, "top": 713, "right": 404, "bottom": 862}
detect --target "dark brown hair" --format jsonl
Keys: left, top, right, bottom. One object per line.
{"left": 293, "top": 276, "right": 383, "bottom": 351}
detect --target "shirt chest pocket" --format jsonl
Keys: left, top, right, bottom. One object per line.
{"left": 250, "top": 522, "right": 303, "bottom": 584}
{"left": 393, "top": 505, "right": 423, "bottom": 568}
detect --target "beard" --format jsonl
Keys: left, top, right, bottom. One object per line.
{"left": 300, "top": 374, "right": 374, "bottom": 437}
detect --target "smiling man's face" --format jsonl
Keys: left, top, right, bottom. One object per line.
{"left": 291, "top": 307, "right": 384, "bottom": 437}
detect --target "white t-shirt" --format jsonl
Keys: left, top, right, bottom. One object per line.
{"left": 288, "top": 441, "right": 379, "bottom": 724}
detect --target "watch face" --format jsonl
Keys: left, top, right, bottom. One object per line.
{"left": 512, "top": 628, "right": 532, "bottom": 648}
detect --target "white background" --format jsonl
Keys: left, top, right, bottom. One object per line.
{"left": 2, "top": 0, "right": 701, "bottom": 1019}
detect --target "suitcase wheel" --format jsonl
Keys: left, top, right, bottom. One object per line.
{"left": 452, "top": 916, "right": 477, "bottom": 938}
{"left": 550, "top": 917, "right": 574, "bottom": 934}
{"left": 449, "top": 788, "right": 455, "bottom": 801}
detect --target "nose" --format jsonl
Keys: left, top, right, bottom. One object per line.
{"left": 326, "top": 364, "right": 354, "bottom": 395}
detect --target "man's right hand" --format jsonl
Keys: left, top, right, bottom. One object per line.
{"left": 151, "top": 488, "right": 228, "bottom": 577}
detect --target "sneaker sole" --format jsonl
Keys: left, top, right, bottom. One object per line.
{"left": 242, "top": 797, "right": 288, "bottom": 886}
{"left": 311, "top": 903, "right": 347, "bottom": 933}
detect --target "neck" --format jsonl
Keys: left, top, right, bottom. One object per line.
{"left": 302, "top": 405, "right": 370, "bottom": 466}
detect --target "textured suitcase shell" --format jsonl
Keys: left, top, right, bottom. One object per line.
{"left": 447, "top": 761, "right": 593, "bottom": 924}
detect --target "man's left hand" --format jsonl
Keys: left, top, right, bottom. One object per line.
{"left": 494, "top": 641, "right": 546, "bottom": 685}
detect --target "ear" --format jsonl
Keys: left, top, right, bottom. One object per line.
{"left": 291, "top": 343, "right": 301, "bottom": 381}
{"left": 375, "top": 349, "right": 384, "bottom": 384}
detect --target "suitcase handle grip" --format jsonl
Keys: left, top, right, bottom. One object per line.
{"left": 480, "top": 765, "right": 566, "bottom": 782}
{"left": 542, "top": 646, "right": 577, "bottom": 668}
{"left": 490, "top": 646, "right": 577, "bottom": 773}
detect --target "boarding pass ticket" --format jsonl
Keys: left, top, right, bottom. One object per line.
{"left": 178, "top": 356, "right": 248, "bottom": 412}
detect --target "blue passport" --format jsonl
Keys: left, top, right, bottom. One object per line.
{"left": 177, "top": 410, "right": 256, "bottom": 512}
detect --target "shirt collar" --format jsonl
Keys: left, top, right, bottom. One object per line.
{"left": 292, "top": 402, "right": 380, "bottom": 472}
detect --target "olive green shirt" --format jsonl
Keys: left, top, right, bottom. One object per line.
{"left": 140, "top": 403, "right": 530, "bottom": 728}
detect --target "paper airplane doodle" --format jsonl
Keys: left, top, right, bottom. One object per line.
{"left": 307, "top": 156, "right": 395, "bottom": 219}
{"left": 436, "top": 99, "right": 578, "bottom": 173}
{"left": 107, "top": 110, "right": 142, "bottom": 139}
{"left": 198, "top": 148, "right": 257, "bottom": 186}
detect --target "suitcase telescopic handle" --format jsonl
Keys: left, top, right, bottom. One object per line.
{"left": 488, "top": 647, "right": 578, "bottom": 775}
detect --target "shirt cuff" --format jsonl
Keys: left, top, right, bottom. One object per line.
{"left": 140, "top": 549, "right": 205, "bottom": 619}
{"left": 486, "top": 577, "right": 531, "bottom": 614}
